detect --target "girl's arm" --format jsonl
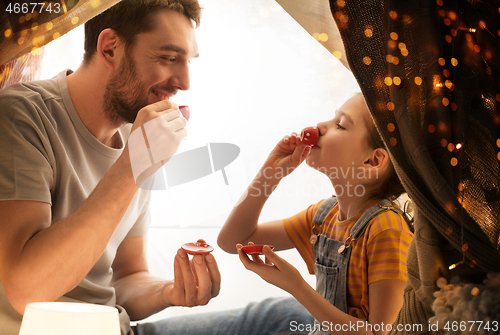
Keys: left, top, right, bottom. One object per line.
{"left": 239, "top": 246, "right": 405, "bottom": 335}
{"left": 217, "top": 134, "right": 311, "bottom": 254}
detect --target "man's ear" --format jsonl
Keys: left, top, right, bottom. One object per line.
{"left": 96, "top": 28, "right": 120, "bottom": 69}
{"left": 363, "top": 148, "right": 390, "bottom": 177}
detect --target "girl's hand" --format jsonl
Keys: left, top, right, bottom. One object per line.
{"left": 262, "top": 133, "right": 311, "bottom": 178}
{"left": 237, "top": 243, "right": 307, "bottom": 295}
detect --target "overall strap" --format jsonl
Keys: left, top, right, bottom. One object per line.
{"left": 350, "top": 199, "right": 405, "bottom": 239}
{"left": 313, "top": 196, "right": 338, "bottom": 225}
{"left": 312, "top": 197, "right": 405, "bottom": 238}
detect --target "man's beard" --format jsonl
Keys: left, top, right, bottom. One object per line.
{"left": 103, "top": 53, "right": 149, "bottom": 125}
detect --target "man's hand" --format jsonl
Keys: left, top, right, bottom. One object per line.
{"left": 130, "top": 100, "right": 186, "bottom": 136}
{"left": 164, "top": 240, "right": 221, "bottom": 307}
{"left": 127, "top": 100, "right": 188, "bottom": 186}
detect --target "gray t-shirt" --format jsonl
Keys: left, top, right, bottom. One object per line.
{"left": 0, "top": 70, "right": 151, "bottom": 335}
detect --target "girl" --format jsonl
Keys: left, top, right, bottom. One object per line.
{"left": 218, "top": 93, "right": 413, "bottom": 335}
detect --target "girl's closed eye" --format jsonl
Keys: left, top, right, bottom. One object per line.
{"left": 336, "top": 123, "right": 345, "bottom": 130}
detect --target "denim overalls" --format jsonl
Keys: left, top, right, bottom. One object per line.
{"left": 309, "top": 196, "right": 405, "bottom": 334}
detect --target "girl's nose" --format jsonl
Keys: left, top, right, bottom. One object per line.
{"left": 316, "top": 121, "right": 328, "bottom": 136}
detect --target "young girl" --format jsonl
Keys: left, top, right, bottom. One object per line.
{"left": 218, "top": 93, "right": 413, "bottom": 335}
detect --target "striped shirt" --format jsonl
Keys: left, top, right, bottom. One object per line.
{"left": 283, "top": 199, "right": 413, "bottom": 320}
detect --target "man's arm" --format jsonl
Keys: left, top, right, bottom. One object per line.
{"left": 111, "top": 236, "right": 221, "bottom": 321}
{"left": 0, "top": 151, "right": 139, "bottom": 315}
{"left": 0, "top": 101, "right": 186, "bottom": 315}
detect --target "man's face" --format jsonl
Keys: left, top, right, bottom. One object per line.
{"left": 103, "top": 10, "right": 199, "bottom": 124}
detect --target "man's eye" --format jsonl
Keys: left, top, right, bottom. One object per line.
{"left": 161, "top": 56, "right": 176, "bottom": 62}
{"left": 336, "top": 123, "right": 345, "bottom": 130}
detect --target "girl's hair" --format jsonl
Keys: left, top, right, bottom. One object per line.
{"left": 359, "top": 94, "right": 406, "bottom": 201}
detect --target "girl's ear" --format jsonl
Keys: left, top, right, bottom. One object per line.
{"left": 363, "top": 148, "right": 390, "bottom": 176}
{"left": 96, "top": 28, "right": 121, "bottom": 69}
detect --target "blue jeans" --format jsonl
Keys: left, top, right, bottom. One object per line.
{"left": 132, "top": 297, "right": 314, "bottom": 335}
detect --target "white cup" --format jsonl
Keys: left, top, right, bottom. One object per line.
{"left": 19, "top": 302, "right": 120, "bottom": 335}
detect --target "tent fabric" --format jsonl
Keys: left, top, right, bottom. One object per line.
{"left": 0, "top": 51, "right": 42, "bottom": 89}
{"left": 276, "top": 0, "right": 349, "bottom": 70}
{"left": 325, "top": 0, "right": 500, "bottom": 332}
{"left": 0, "top": 0, "right": 120, "bottom": 66}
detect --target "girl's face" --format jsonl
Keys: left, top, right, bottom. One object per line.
{"left": 306, "top": 95, "right": 374, "bottom": 185}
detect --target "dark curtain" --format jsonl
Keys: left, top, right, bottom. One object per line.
{"left": 329, "top": 0, "right": 500, "bottom": 332}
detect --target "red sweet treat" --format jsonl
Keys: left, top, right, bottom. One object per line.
{"left": 181, "top": 242, "right": 214, "bottom": 255}
{"left": 241, "top": 245, "right": 274, "bottom": 255}
{"left": 300, "top": 126, "right": 319, "bottom": 146}
{"left": 179, "top": 105, "right": 190, "bottom": 121}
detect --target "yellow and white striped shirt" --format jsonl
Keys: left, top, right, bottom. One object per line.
{"left": 284, "top": 199, "right": 413, "bottom": 320}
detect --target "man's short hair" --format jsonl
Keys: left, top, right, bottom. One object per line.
{"left": 83, "top": 0, "right": 201, "bottom": 64}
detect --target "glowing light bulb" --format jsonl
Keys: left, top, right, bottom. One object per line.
{"left": 448, "top": 260, "right": 464, "bottom": 270}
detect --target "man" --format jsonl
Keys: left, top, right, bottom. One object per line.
{"left": 0, "top": 1, "right": 313, "bottom": 334}
{"left": 0, "top": 1, "right": 220, "bottom": 334}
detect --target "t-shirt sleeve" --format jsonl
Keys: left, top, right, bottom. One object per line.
{"left": 0, "top": 96, "right": 54, "bottom": 204}
{"left": 283, "top": 200, "right": 324, "bottom": 274}
{"left": 365, "top": 210, "right": 413, "bottom": 284}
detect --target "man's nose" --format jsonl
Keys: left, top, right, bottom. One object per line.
{"left": 169, "top": 63, "right": 190, "bottom": 91}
